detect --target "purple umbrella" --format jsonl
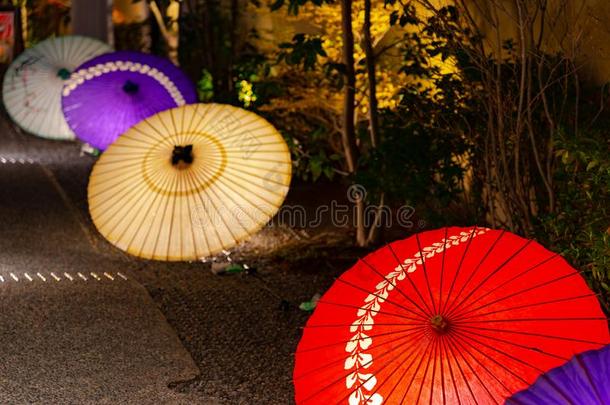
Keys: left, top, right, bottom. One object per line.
{"left": 507, "top": 345, "right": 610, "bottom": 404}
{"left": 61, "top": 51, "right": 198, "bottom": 150}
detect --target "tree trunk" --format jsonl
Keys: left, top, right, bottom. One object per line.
{"left": 340, "top": 0, "right": 365, "bottom": 246}
{"left": 363, "top": 0, "right": 380, "bottom": 148}
{"left": 340, "top": 0, "right": 358, "bottom": 174}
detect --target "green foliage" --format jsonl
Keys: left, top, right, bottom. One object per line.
{"left": 537, "top": 129, "right": 610, "bottom": 312}
{"left": 277, "top": 34, "right": 327, "bottom": 71}
{"left": 285, "top": 127, "right": 340, "bottom": 182}
{"left": 197, "top": 69, "right": 214, "bottom": 102}
{"left": 232, "top": 49, "right": 284, "bottom": 108}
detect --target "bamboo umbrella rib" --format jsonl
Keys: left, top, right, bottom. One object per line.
{"left": 448, "top": 253, "right": 562, "bottom": 318}
{"left": 413, "top": 339, "right": 436, "bottom": 404}
{"left": 396, "top": 338, "right": 436, "bottom": 404}
{"left": 197, "top": 169, "right": 269, "bottom": 232}
{"left": 358, "top": 257, "right": 433, "bottom": 320}
{"left": 182, "top": 171, "right": 206, "bottom": 257}
{"left": 444, "top": 239, "right": 537, "bottom": 318}
{"left": 455, "top": 293, "right": 598, "bottom": 322}
{"left": 92, "top": 164, "right": 171, "bottom": 229}
{"left": 183, "top": 168, "right": 214, "bottom": 256}
{"left": 294, "top": 327, "right": 427, "bottom": 383}
{"left": 194, "top": 169, "right": 241, "bottom": 246}
{"left": 334, "top": 277, "right": 431, "bottom": 322}
{"left": 438, "top": 337, "right": 447, "bottom": 405}
{"left": 455, "top": 332, "right": 545, "bottom": 374}
{"left": 381, "top": 337, "right": 434, "bottom": 404}
{"left": 437, "top": 227, "right": 449, "bottom": 317}
{"left": 452, "top": 332, "right": 529, "bottom": 388}
{"left": 353, "top": 335, "right": 435, "bottom": 405}
{"left": 424, "top": 339, "right": 440, "bottom": 404}
{"left": 448, "top": 334, "right": 509, "bottom": 402}
{"left": 203, "top": 172, "right": 272, "bottom": 217}
{"left": 201, "top": 171, "right": 252, "bottom": 239}
{"left": 440, "top": 227, "right": 479, "bottom": 316}
{"left": 148, "top": 171, "right": 182, "bottom": 260}
{"left": 299, "top": 330, "right": 428, "bottom": 403}
{"left": 440, "top": 338, "right": 462, "bottom": 405}
{"left": 386, "top": 244, "right": 436, "bottom": 317}
{"left": 196, "top": 167, "right": 285, "bottom": 213}
{"left": 317, "top": 299, "right": 429, "bottom": 323}
{"left": 444, "top": 230, "right": 507, "bottom": 315}
{"left": 455, "top": 271, "right": 586, "bottom": 319}
{"left": 444, "top": 336, "right": 477, "bottom": 404}
{"left": 186, "top": 167, "right": 232, "bottom": 255}
{"left": 458, "top": 328, "right": 568, "bottom": 361}
{"left": 164, "top": 170, "right": 182, "bottom": 260}
{"left": 452, "top": 325, "right": 608, "bottom": 346}
{"left": 91, "top": 173, "right": 169, "bottom": 235}
{"left": 113, "top": 165, "right": 177, "bottom": 250}
{"left": 363, "top": 335, "right": 434, "bottom": 405}
{"left": 295, "top": 326, "right": 425, "bottom": 354}
{"left": 415, "top": 232, "right": 438, "bottom": 315}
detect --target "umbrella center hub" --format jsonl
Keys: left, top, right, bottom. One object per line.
{"left": 57, "top": 68, "right": 71, "bottom": 80}
{"left": 123, "top": 80, "right": 140, "bottom": 94}
{"left": 430, "top": 315, "right": 450, "bottom": 334}
{"left": 172, "top": 144, "right": 194, "bottom": 169}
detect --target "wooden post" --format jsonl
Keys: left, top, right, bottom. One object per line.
{"left": 71, "top": 0, "right": 113, "bottom": 45}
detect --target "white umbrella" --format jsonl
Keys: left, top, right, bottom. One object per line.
{"left": 3, "top": 35, "right": 112, "bottom": 140}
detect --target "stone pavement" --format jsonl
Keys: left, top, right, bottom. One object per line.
{"left": 0, "top": 127, "right": 211, "bottom": 404}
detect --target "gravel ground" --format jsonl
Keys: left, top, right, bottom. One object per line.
{"left": 0, "top": 111, "right": 365, "bottom": 404}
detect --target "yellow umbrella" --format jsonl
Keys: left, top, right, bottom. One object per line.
{"left": 88, "top": 103, "right": 292, "bottom": 261}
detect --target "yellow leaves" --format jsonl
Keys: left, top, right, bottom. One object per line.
{"left": 271, "top": 0, "right": 404, "bottom": 115}
{"left": 237, "top": 80, "right": 257, "bottom": 107}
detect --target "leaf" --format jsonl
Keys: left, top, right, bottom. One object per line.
{"left": 348, "top": 389, "right": 361, "bottom": 405}
{"left": 587, "top": 160, "right": 599, "bottom": 171}
{"left": 389, "top": 11, "right": 399, "bottom": 26}
{"left": 309, "top": 157, "right": 323, "bottom": 181}
{"left": 346, "top": 372, "right": 359, "bottom": 389}
{"left": 298, "top": 300, "right": 317, "bottom": 311}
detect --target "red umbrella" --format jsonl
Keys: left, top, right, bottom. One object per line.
{"left": 293, "top": 227, "right": 609, "bottom": 404}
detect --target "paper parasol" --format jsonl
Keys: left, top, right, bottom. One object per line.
{"left": 87, "top": 103, "right": 292, "bottom": 261}
{"left": 507, "top": 344, "right": 610, "bottom": 404}
{"left": 61, "top": 50, "right": 198, "bottom": 150}
{"left": 293, "top": 227, "right": 609, "bottom": 404}
{"left": 3, "top": 35, "right": 112, "bottom": 140}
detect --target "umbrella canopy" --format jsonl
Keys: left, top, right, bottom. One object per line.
{"left": 61, "top": 50, "right": 198, "bottom": 150}
{"left": 87, "top": 103, "right": 291, "bottom": 261}
{"left": 294, "top": 227, "right": 609, "bottom": 404}
{"left": 3, "top": 36, "right": 112, "bottom": 140}
{"left": 507, "top": 344, "right": 610, "bottom": 404}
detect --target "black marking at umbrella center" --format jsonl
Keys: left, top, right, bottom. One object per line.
{"left": 172, "top": 145, "right": 194, "bottom": 168}
{"left": 430, "top": 315, "right": 450, "bottom": 334}
{"left": 123, "top": 80, "right": 140, "bottom": 94}
{"left": 57, "top": 68, "right": 71, "bottom": 80}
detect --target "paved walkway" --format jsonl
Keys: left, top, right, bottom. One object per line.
{"left": 0, "top": 125, "right": 208, "bottom": 403}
